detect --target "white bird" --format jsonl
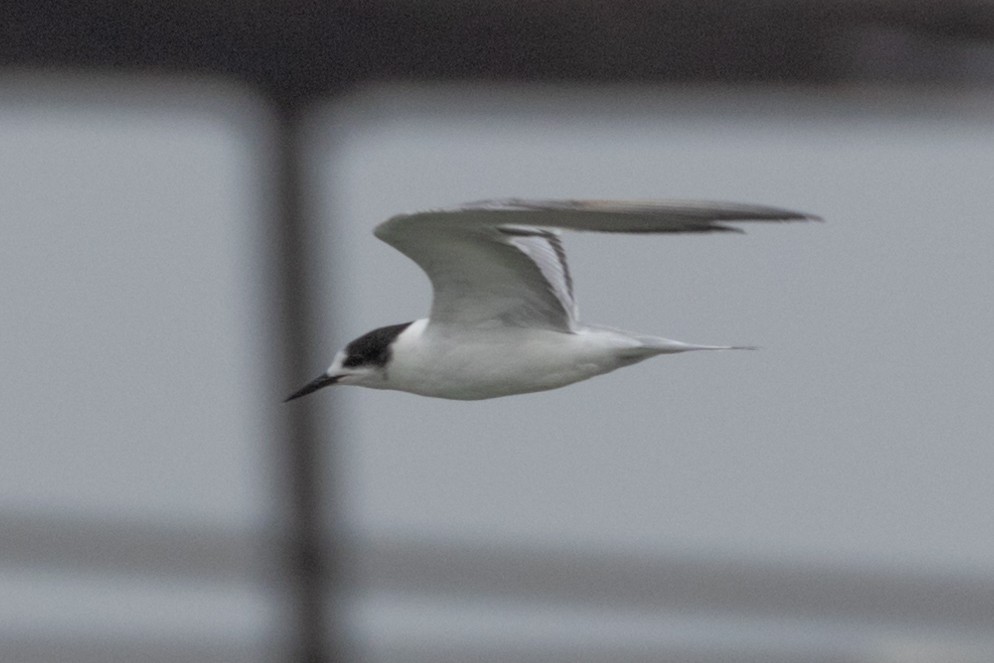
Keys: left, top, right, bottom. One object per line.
{"left": 286, "top": 199, "right": 818, "bottom": 401}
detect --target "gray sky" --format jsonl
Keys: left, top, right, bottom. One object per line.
{"left": 313, "top": 85, "right": 994, "bottom": 574}
{"left": 3, "top": 76, "right": 994, "bottom": 660}
{"left": 0, "top": 75, "right": 276, "bottom": 653}
{"left": 1, "top": 76, "right": 273, "bottom": 528}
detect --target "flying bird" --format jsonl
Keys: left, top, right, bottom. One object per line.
{"left": 286, "top": 199, "right": 818, "bottom": 401}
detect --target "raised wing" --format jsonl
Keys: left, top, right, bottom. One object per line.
{"left": 374, "top": 198, "right": 819, "bottom": 332}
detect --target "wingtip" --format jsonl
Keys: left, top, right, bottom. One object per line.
{"left": 712, "top": 223, "right": 747, "bottom": 234}
{"left": 762, "top": 209, "right": 822, "bottom": 223}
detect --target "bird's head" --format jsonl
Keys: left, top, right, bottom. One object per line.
{"left": 284, "top": 321, "right": 413, "bottom": 402}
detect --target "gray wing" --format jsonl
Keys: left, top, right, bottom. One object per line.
{"left": 374, "top": 198, "right": 819, "bottom": 332}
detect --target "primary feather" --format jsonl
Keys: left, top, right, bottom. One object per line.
{"left": 374, "top": 198, "right": 818, "bottom": 333}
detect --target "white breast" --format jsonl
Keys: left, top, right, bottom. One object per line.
{"left": 382, "top": 319, "right": 646, "bottom": 400}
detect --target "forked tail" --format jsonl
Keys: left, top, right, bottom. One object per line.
{"left": 634, "top": 336, "right": 759, "bottom": 355}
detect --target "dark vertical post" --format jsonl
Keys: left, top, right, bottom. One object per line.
{"left": 271, "top": 100, "right": 346, "bottom": 663}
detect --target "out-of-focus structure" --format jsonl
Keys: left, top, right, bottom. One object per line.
{"left": 3, "top": 2, "right": 994, "bottom": 662}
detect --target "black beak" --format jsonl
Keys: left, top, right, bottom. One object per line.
{"left": 284, "top": 374, "right": 340, "bottom": 402}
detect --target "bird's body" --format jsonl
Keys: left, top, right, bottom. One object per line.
{"left": 286, "top": 199, "right": 818, "bottom": 402}
{"left": 361, "top": 319, "right": 696, "bottom": 400}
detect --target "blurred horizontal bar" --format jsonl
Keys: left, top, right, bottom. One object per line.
{"left": 0, "top": 511, "right": 265, "bottom": 582}
{"left": 3, "top": 512, "right": 993, "bottom": 632}
{"left": 0, "top": 635, "right": 273, "bottom": 663}
{"left": 358, "top": 535, "right": 994, "bottom": 633}
{"left": 5, "top": 0, "right": 994, "bottom": 95}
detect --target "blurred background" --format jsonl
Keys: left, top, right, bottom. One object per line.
{"left": 3, "top": 2, "right": 994, "bottom": 662}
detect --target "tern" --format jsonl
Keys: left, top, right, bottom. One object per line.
{"left": 286, "top": 199, "right": 818, "bottom": 401}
